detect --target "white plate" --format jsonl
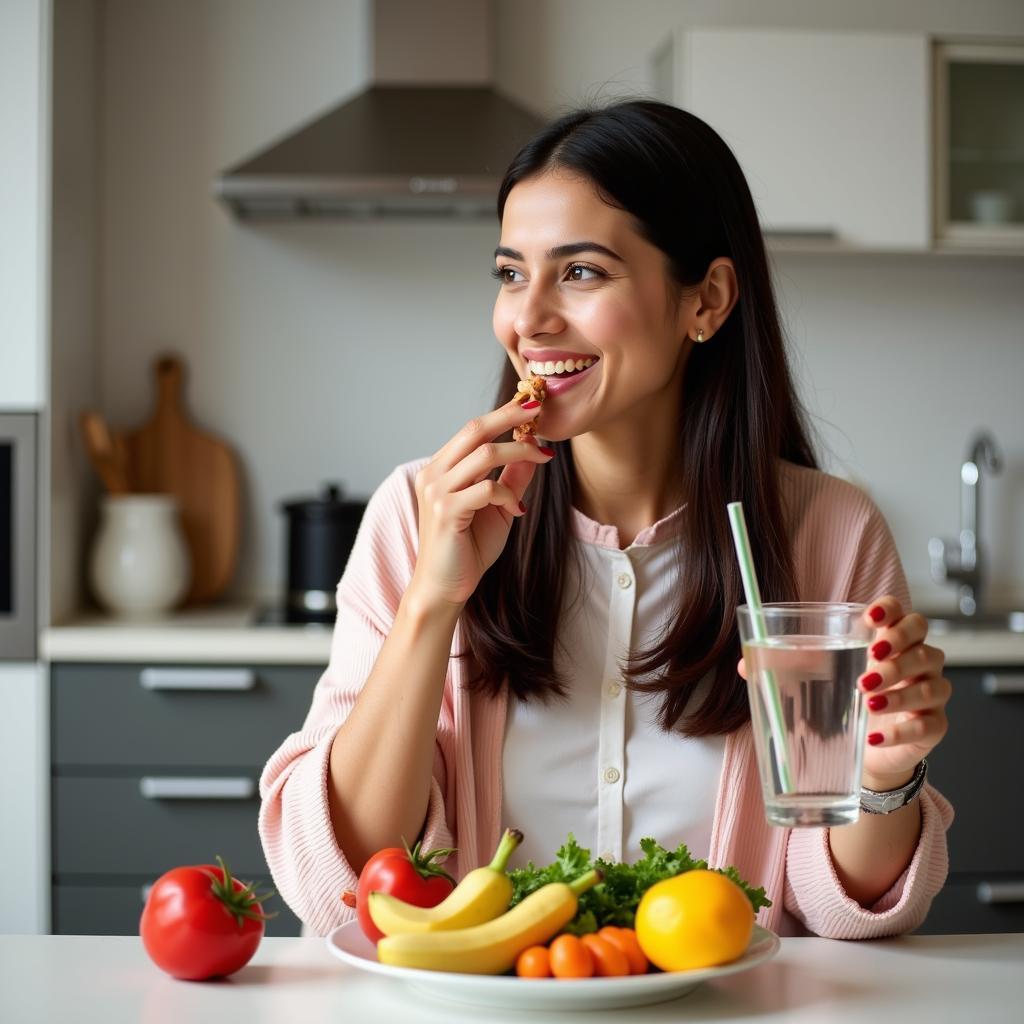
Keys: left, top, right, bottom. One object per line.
{"left": 325, "top": 920, "right": 780, "bottom": 1011}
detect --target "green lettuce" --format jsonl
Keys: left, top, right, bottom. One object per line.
{"left": 508, "top": 834, "right": 772, "bottom": 935}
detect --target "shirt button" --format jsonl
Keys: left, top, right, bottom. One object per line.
{"left": 602, "top": 767, "right": 621, "bottom": 784}
{"left": 607, "top": 682, "right": 622, "bottom": 698}
{"left": 616, "top": 572, "right": 633, "bottom": 589}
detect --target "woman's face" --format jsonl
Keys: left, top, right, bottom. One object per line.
{"left": 493, "top": 169, "right": 691, "bottom": 442}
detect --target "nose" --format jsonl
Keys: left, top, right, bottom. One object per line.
{"left": 513, "top": 281, "right": 566, "bottom": 339}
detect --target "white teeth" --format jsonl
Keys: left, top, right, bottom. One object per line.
{"left": 527, "top": 357, "right": 596, "bottom": 377}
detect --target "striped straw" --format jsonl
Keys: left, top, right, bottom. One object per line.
{"left": 727, "top": 501, "right": 793, "bottom": 794}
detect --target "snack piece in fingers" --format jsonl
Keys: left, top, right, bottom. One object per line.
{"left": 512, "top": 375, "right": 546, "bottom": 442}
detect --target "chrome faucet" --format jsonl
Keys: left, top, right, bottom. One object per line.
{"left": 928, "top": 431, "right": 1004, "bottom": 615}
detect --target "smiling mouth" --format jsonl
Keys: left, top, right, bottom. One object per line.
{"left": 525, "top": 356, "right": 599, "bottom": 379}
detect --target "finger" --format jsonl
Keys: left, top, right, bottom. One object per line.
{"left": 867, "top": 709, "right": 948, "bottom": 748}
{"left": 862, "top": 595, "right": 904, "bottom": 630}
{"left": 430, "top": 400, "right": 542, "bottom": 474}
{"left": 865, "top": 674, "right": 952, "bottom": 715}
{"left": 444, "top": 439, "right": 554, "bottom": 493}
{"left": 497, "top": 452, "right": 540, "bottom": 508}
{"left": 442, "top": 477, "right": 525, "bottom": 525}
{"left": 867, "top": 611, "right": 929, "bottom": 663}
{"left": 860, "top": 643, "right": 943, "bottom": 694}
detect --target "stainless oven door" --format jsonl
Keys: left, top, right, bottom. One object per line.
{"left": 0, "top": 413, "right": 37, "bottom": 660}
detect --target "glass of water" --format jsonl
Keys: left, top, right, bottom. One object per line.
{"left": 738, "top": 602, "right": 872, "bottom": 828}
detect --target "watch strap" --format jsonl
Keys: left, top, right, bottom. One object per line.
{"left": 860, "top": 759, "right": 929, "bottom": 815}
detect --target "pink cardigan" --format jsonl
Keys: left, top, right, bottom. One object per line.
{"left": 259, "top": 458, "right": 953, "bottom": 938}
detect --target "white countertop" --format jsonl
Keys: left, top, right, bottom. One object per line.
{"left": 2, "top": 933, "right": 1022, "bottom": 1023}
{"left": 40, "top": 604, "right": 1024, "bottom": 666}
{"left": 40, "top": 604, "right": 333, "bottom": 665}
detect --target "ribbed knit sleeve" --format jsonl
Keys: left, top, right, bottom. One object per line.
{"left": 785, "top": 785, "right": 954, "bottom": 938}
{"left": 777, "top": 461, "right": 953, "bottom": 937}
{"left": 258, "top": 459, "right": 457, "bottom": 937}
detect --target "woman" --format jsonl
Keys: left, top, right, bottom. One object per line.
{"left": 260, "top": 100, "right": 952, "bottom": 939}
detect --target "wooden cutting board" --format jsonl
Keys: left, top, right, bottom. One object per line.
{"left": 123, "top": 355, "right": 240, "bottom": 605}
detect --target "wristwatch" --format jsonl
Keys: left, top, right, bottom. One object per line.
{"left": 860, "top": 759, "right": 929, "bottom": 815}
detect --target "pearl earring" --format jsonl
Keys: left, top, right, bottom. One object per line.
{"left": 696, "top": 328, "right": 705, "bottom": 343}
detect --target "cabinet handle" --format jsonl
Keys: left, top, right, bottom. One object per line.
{"left": 140, "top": 883, "right": 153, "bottom": 905}
{"left": 981, "top": 673, "right": 1024, "bottom": 696}
{"left": 139, "top": 776, "right": 256, "bottom": 800}
{"left": 976, "top": 881, "right": 1024, "bottom": 905}
{"left": 139, "top": 668, "right": 256, "bottom": 691}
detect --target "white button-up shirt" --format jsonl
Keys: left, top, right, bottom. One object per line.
{"left": 502, "top": 503, "right": 726, "bottom": 869}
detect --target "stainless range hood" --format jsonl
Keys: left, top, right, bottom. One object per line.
{"left": 214, "top": 0, "right": 545, "bottom": 219}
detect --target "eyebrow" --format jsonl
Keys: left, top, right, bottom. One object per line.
{"left": 493, "top": 241, "right": 624, "bottom": 262}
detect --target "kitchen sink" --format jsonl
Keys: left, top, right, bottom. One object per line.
{"left": 921, "top": 609, "right": 1024, "bottom": 634}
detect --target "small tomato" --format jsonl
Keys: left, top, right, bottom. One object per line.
{"left": 140, "top": 856, "right": 274, "bottom": 980}
{"left": 346, "top": 838, "right": 456, "bottom": 942}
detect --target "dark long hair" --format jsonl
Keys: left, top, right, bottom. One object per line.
{"left": 459, "top": 100, "right": 820, "bottom": 735}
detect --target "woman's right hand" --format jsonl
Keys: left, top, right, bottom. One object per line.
{"left": 410, "top": 398, "right": 555, "bottom": 609}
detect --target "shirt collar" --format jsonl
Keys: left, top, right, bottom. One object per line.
{"left": 570, "top": 501, "right": 687, "bottom": 551}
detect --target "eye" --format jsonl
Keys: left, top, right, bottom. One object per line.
{"left": 491, "top": 266, "right": 524, "bottom": 284}
{"left": 565, "top": 263, "right": 604, "bottom": 282}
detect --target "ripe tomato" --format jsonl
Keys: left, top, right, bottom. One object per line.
{"left": 140, "top": 856, "right": 273, "bottom": 980}
{"left": 345, "top": 839, "right": 456, "bottom": 942}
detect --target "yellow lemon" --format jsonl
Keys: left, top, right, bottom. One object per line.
{"left": 634, "top": 869, "right": 754, "bottom": 972}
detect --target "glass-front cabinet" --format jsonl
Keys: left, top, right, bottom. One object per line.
{"left": 935, "top": 42, "right": 1024, "bottom": 251}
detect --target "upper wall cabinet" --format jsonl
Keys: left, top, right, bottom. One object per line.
{"left": 661, "top": 28, "right": 930, "bottom": 253}
{"left": 934, "top": 42, "right": 1024, "bottom": 252}
{"left": 0, "top": 0, "right": 48, "bottom": 410}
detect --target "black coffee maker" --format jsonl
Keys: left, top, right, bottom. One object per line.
{"left": 280, "top": 483, "right": 366, "bottom": 623}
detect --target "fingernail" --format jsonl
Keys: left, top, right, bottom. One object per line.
{"left": 867, "top": 694, "right": 888, "bottom": 712}
{"left": 871, "top": 640, "right": 892, "bottom": 660}
{"left": 869, "top": 605, "right": 885, "bottom": 623}
{"left": 521, "top": 400, "right": 540, "bottom": 409}
{"left": 518, "top": 501, "right": 527, "bottom": 514}
{"left": 867, "top": 732, "right": 884, "bottom": 746}
{"left": 538, "top": 446, "right": 555, "bottom": 457}
{"left": 861, "top": 672, "right": 883, "bottom": 691}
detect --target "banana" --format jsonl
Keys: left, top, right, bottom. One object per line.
{"left": 369, "top": 828, "right": 523, "bottom": 937}
{"left": 377, "top": 868, "right": 603, "bottom": 975}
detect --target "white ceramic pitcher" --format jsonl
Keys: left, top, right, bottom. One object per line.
{"left": 89, "top": 495, "right": 191, "bottom": 617}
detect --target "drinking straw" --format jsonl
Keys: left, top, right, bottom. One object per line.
{"left": 727, "top": 501, "right": 794, "bottom": 793}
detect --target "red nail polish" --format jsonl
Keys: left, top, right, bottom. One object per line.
{"left": 867, "top": 694, "right": 888, "bottom": 712}
{"left": 867, "top": 732, "right": 884, "bottom": 746}
{"left": 869, "top": 605, "right": 885, "bottom": 623}
{"left": 538, "top": 446, "right": 555, "bottom": 457}
{"left": 861, "top": 672, "right": 883, "bottom": 691}
{"left": 521, "top": 400, "right": 540, "bottom": 409}
{"left": 871, "top": 640, "right": 892, "bottom": 660}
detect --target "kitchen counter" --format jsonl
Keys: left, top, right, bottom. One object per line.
{"left": 40, "top": 604, "right": 332, "bottom": 664}
{"left": 2, "top": 932, "right": 1022, "bottom": 1023}
{"left": 40, "top": 604, "right": 1024, "bottom": 666}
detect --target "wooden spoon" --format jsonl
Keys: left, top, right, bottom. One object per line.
{"left": 80, "top": 411, "right": 131, "bottom": 494}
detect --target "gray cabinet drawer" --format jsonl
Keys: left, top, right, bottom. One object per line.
{"left": 53, "top": 879, "right": 301, "bottom": 937}
{"left": 915, "top": 876, "right": 1024, "bottom": 935}
{"left": 927, "top": 668, "right": 1024, "bottom": 875}
{"left": 51, "top": 663, "right": 318, "bottom": 767}
{"left": 53, "top": 776, "right": 268, "bottom": 876}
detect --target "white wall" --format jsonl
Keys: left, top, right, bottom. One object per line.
{"left": 90, "top": 0, "right": 1024, "bottom": 609}
{"left": 50, "top": 0, "right": 100, "bottom": 624}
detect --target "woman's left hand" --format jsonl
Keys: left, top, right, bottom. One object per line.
{"left": 858, "top": 595, "right": 951, "bottom": 791}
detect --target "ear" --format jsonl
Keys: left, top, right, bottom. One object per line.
{"left": 683, "top": 257, "right": 739, "bottom": 342}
